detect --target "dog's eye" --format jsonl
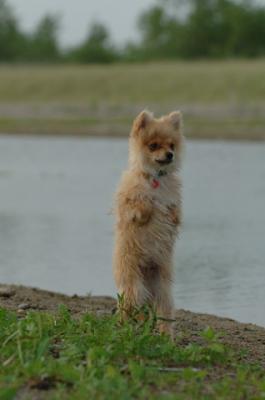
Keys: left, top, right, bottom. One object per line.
{"left": 170, "top": 143, "right": 175, "bottom": 150}
{"left": 148, "top": 142, "right": 159, "bottom": 151}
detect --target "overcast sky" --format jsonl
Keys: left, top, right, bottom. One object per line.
{"left": 8, "top": 0, "right": 157, "bottom": 47}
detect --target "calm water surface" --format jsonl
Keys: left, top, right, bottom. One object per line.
{"left": 0, "top": 135, "right": 264, "bottom": 326}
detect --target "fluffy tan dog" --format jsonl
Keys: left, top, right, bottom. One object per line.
{"left": 113, "top": 110, "right": 183, "bottom": 336}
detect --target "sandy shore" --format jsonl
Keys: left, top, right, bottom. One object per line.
{"left": 1, "top": 283, "right": 265, "bottom": 367}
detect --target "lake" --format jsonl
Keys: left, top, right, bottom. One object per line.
{"left": 0, "top": 135, "right": 264, "bottom": 326}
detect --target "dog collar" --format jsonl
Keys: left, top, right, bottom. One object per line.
{"left": 151, "top": 178, "right": 160, "bottom": 189}
{"left": 151, "top": 170, "right": 167, "bottom": 189}
{"left": 158, "top": 170, "right": 167, "bottom": 177}
{"left": 142, "top": 170, "right": 167, "bottom": 189}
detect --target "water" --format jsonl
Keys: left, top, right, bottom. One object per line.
{"left": 0, "top": 135, "right": 264, "bottom": 326}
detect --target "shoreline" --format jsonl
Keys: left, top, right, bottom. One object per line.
{"left": 1, "top": 283, "right": 265, "bottom": 367}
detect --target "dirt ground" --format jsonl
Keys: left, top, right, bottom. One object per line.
{"left": 1, "top": 103, "right": 265, "bottom": 140}
{"left": 1, "top": 283, "right": 265, "bottom": 367}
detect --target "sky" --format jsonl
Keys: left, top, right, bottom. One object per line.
{"left": 8, "top": 0, "right": 157, "bottom": 47}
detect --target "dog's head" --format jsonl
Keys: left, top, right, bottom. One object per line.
{"left": 129, "top": 110, "right": 183, "bottom": 175}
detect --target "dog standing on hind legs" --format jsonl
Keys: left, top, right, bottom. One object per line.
{"left": 113, "top": 110, "right": 183, "bottom": 337}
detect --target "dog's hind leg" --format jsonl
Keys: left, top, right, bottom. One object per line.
{"left": 154, "top": 267, "right": 175, "bottom": 338}
{"left": 115, "top": 259, "right": 149, "bottom": 319}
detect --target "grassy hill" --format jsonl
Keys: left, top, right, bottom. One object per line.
{"left": 0, "top": 61, "right": 264, "bottom": 139}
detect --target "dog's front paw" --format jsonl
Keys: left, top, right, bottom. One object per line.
{"left": 123, "top": 197, "right": 153, "bottom": 226}
{"left": 131, "top": 202, "right": 152, "bottom": 225}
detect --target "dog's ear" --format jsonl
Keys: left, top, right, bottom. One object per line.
{"left": 168, "top": 111, "right": 182, "bottom": 130}
{"left": 132, "top": 110, "right": 153, "bottom": 134}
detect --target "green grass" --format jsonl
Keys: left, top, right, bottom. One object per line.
{"left": 0, "top": 61, "right": 265, "bottom": 139}
{"left": 1, "top": 61, "right": 265, "bottom": 104}
{"left": 0, "top": 306, "right": 265, "bottom": 399}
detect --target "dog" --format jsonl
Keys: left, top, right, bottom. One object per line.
{"left": 113, "top": 110, "right": 183, "bottom": 336}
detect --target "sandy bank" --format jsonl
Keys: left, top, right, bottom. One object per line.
{"left": 1, "top": 283, "right": 264, "bottom": 367}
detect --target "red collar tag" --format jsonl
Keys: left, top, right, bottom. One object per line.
{"left": 152, "top": 178, "right": 160, "bottom": 189}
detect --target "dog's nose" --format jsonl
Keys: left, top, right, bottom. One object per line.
{"left": 166, "top": 152, "right": 173, "bottom": 161}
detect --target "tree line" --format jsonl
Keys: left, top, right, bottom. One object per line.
{"left": 1, "top": 0, "right": 265, "bottom": 63}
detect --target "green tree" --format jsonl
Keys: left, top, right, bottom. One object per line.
{"left": 0, "top": 0, "right": 26, "bottom": 61}
{"left": 136, "top": 6, "right": 183, "bottom": 60}
{"left": 27, "top": 15, "right": 61, "bottom": 62}
{"left": 131, "top": 0, "right": 265, "bottom": 60}
{"left": 68, "top": 22, "right": 118, "bottom": 63}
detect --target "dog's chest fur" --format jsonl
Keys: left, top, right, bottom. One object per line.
{"left": 147, "top": 173, "right": 180, "bottom": 212}
{"left": 138, "top": 173, "right": 181, "bottom": 265}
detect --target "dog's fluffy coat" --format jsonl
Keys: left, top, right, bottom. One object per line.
{"left": 113, "top": 110, "right": 183, "bottom": 335}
